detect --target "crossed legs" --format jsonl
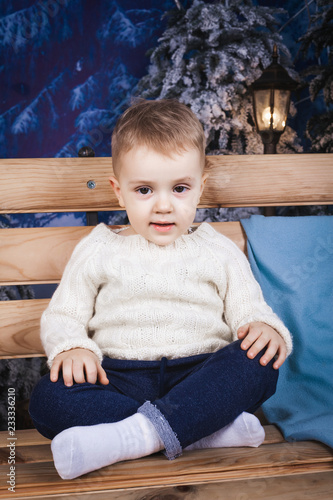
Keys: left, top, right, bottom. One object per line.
{"left": 29, "top": 341, "right": 278, "bottom": 478}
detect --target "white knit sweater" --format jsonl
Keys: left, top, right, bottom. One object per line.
{"left": 41, "top": 222, "right": 292, "bottom": 367}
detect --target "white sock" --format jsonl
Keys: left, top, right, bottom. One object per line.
{"left": 184, "top": 412, "right": 265, "bottom": 451}
{"left": 51, "top": 413, "right": 164, "bottom": 479}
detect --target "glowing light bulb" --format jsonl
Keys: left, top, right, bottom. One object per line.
{"left": 262, "top": 107, "right": 285, "bottom": 130}
{"left": 262, "top": 107, "right": 275, "bottom": 127}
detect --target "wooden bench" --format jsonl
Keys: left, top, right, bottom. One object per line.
{"left": 0, "top": 153, "right": 332, "bottom": 499}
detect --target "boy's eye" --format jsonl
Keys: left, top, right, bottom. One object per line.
{"left": 137, "top": 187, "right": 152, "bottom": 195}
{"left": 174, "top": 185, "right": 188, "bottom": 193}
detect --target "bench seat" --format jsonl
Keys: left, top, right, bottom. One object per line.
{"left": 1, "top": 425, "right": 332, "bottom": 499}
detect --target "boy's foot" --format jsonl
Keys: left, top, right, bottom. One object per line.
{"left": 184, "top": 412, "right": 265, "bottom": 451}
{"left": 51, "top": 413, "right": 163, "bottom": 479}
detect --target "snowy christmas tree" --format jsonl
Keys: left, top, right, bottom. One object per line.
{"left": 299, "top": 0, "right": 333, "bottom": 153}
{"left": 137, "top": 0, "right": 303, "bottom": 155}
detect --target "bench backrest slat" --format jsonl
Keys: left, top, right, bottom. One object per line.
{"left": 1, "top": 226, "right": 97, "bottom": 285}
{"left": 0, "top": 222, "right": 246, "bottom": 286}
{"left": 1, "top": 154, "right": 332, "bottom": 213}
{"left": 0, "top": 299, "right": 46, "bottom": 358}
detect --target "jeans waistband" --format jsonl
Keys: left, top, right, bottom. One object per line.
{"left": 101, "top": 351, "right": 211, "bottom": 371}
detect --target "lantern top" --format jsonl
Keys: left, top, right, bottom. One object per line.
{"left": 251, "top": 45, "right": 298, "bottom": 91}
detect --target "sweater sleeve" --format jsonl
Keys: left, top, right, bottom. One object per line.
{"left": 210, "top": 232, "right": 293, "bottom": 356}
{"left": 41, "top": 226, "right": 107, "bottom": 368}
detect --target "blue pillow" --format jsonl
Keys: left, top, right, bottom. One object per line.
{"left": 241, "top": 215, "right": 333, "bottom": 448}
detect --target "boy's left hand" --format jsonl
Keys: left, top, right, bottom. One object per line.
{"left": 237, "top": 322, "right": 287, "bottom": 370}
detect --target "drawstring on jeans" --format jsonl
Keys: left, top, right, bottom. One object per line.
{"left": 159, "top": 357, "right": 168, "bottom": 398}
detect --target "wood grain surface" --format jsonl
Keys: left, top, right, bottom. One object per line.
{"left": 0, "top": 299, "right": 47, "bottom": 358}
{"left": 1, "top": 154, "right": 332, "bottom": 213}
{"left": 0, "top": 436, "right": 332, "bottom": 498}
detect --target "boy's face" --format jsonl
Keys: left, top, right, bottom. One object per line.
{"left": 110, "top": 146, "right": 208, "bottom": 246}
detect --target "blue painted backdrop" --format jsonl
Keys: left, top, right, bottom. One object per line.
{"left": 1, "top": 1, "right": 185, "bottom": 159}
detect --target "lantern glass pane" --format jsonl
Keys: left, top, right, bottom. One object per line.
{"left": 273, "top": 89, "right": 290, "bottom": 131}
{"left": 253, "top": 90, "right": 271, "bottom": 131}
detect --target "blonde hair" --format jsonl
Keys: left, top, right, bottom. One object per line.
{"left": 112, "top": 99, "right": 208, "bottom": 177}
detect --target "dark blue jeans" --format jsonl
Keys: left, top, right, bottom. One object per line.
{"left": 29, "top": 340, "right": 278, "bottom": 459}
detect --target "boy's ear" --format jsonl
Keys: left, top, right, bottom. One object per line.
{"left": 109, "top": 176, "right": 125, "bottom": 207}
{"left": 200, "top": 172, "right": 209, "bottom": 197}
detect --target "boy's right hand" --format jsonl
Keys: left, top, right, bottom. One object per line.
{"left": 50, "top": 348, "right": 109, "bottom": 387}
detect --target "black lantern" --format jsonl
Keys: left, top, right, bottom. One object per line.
{"left": 251, "top": 45, "right": 298, "bottom": 154}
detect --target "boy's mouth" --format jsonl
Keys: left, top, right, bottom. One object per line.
{"left": 150, "top": 222, "right": 175, "bottom": 232}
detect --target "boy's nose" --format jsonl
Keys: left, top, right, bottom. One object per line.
{"left": 154, "top": 195, "right": 173, "bottom": 213}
